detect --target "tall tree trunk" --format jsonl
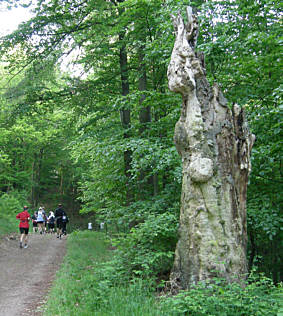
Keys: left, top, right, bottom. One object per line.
{"left": 138, "top": 42, "right": 154, "bottom": 197}
{"left": 60, "top": 166, "right": 64, "bottom": 196}
{"left": 31, "top": 159, "right": 36, "bottom": 207}
{"left": 33, "top": 149, "right": 44, "bottom": 207}
{"left": 248, "top": 230, "right": 256, "bottom": 271}
{"left": 167, "top": 7, "right": 255, "bottom": 289}
{"left": 119, "top": 21, "right": 132, "bottom": 205}
{"left": 138, "top": 45, "right": 150, "bottom": 134}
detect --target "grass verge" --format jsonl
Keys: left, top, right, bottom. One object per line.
{"left": 43, "top": 230, "right": 165, "bottom": 316}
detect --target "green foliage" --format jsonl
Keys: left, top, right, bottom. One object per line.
{"left": 112, "top": 212, "right": 178, "bottom": 280}
{"left": 0, "top": 215, "right": 18, "bottom": 236}
{"left": 198, "top": 0, "right": 281, "bottom": 105}
{"left": 0, "top": 61, "right": 80, "bottom": 210}
{"left": 248, "top": 194, "right": 282, "bottom": 241}
{"left": 0, "top": 191, "right": 27, "bottom": 216}
{"left": 246, "top": 91, "right": 282, "bottom": 280}
{"left": 161, "top": 275, "right": 282, "bottom": 316}
{"left": 0, "top": 190, "right": 27, "bottom": 235}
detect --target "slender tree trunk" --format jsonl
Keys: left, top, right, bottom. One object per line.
{"left": 60, "top": 167, "right": 64, "bottom": 196}
{"left": 167, "top": 7, "right": 255, "bottom": 289}
{"left": 248, "top": 230, "right": 256, "bottom": 271}
{"left": 138, "top": 45, "right": 150, "bottom": 134}
{"left": 31, "top": 159, "right": 35, "bottom": 207}
{"left": 33, "top": 149, "right": 43, "bottom": 207}
{"left": 138, "top": 42, "right": 154, "bottom": 197}
{"left": 119, "top": 22, "right": 132, "bottom": 205}
{"left": 153, "top": 173, "right": 159, "bottom": 196}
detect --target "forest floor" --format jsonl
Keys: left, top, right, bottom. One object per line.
{"left": 0, "top": 232, "right": 66, "bottom": 316}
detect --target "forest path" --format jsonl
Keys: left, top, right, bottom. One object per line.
{"left": 0, "top": 232, "right": 66, "bottom": 316}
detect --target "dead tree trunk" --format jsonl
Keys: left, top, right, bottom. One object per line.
{"left": 167, "top": 7, "right": 255, "bottom": 289}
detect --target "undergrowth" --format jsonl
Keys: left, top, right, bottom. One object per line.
{"left": 0, "top": 214, "right": 18, "bottom": 236}
{"left": 160, "top": 275, "right": 282, "bottom": 315}
{"left": 0, "top": 191, "right": 26, "bottom": 236}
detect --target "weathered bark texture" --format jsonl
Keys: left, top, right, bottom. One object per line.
{"left": 167, "top": 7, "right": 255, "bottom": 289}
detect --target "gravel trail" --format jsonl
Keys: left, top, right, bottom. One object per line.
{"left": 0, "top": 232, "right": 66, "bottom": 316}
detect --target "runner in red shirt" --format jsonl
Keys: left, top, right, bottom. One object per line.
{"left": 16, "top": 206, "right": 31, "bottom": 249}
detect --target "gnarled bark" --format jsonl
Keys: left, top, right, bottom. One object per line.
{"left": 167, "top": 7, "right": 255, "bottom": 289}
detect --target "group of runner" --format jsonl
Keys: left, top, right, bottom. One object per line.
{"left": 16, "top": 203, "right": 69, "bottom": 249}
{"left": 31, "top": 206, "right": 53, "bottom": 234}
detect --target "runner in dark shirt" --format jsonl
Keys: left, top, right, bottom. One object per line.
{"left": 31, "top": 212, "right": 37, "bottom": 233}
{"left": 55, "top": 204, "right": 67, "bottom": 239}
{"left": 62, "top": 213, "right": 69, "bottom": 235}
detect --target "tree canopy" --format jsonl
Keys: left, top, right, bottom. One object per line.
{"left": 0, "top": 0, "right": 281, "bottom": 282}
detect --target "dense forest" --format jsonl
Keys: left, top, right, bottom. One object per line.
{"left": 0, "top": 0, "right": 281, "bottom": 295}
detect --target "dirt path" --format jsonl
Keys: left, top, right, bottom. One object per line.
{"left": 0, "top": 232, "right": 66, "bottom": 316}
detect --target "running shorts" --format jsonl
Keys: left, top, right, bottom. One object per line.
{"left": 20, "top": 227, "right": 29, "bottom": 234}
{"left": 48, "top": 223, "right": 55, "bottom": 229}
{"left": 56, "top": 220, "right": 63, "bottom": 229}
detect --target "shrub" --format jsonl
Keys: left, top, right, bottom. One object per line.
{"left": 0, "top": 191, "right": 27, "bottom": 217}
{"left": 0, "top": 191, "right": 27, "bottom": 235}
{"left": 161, "top": 274, "right": 282, "bottom": 316}
{"left": 112, "top": 212, "right": 178, "bottom": 280}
